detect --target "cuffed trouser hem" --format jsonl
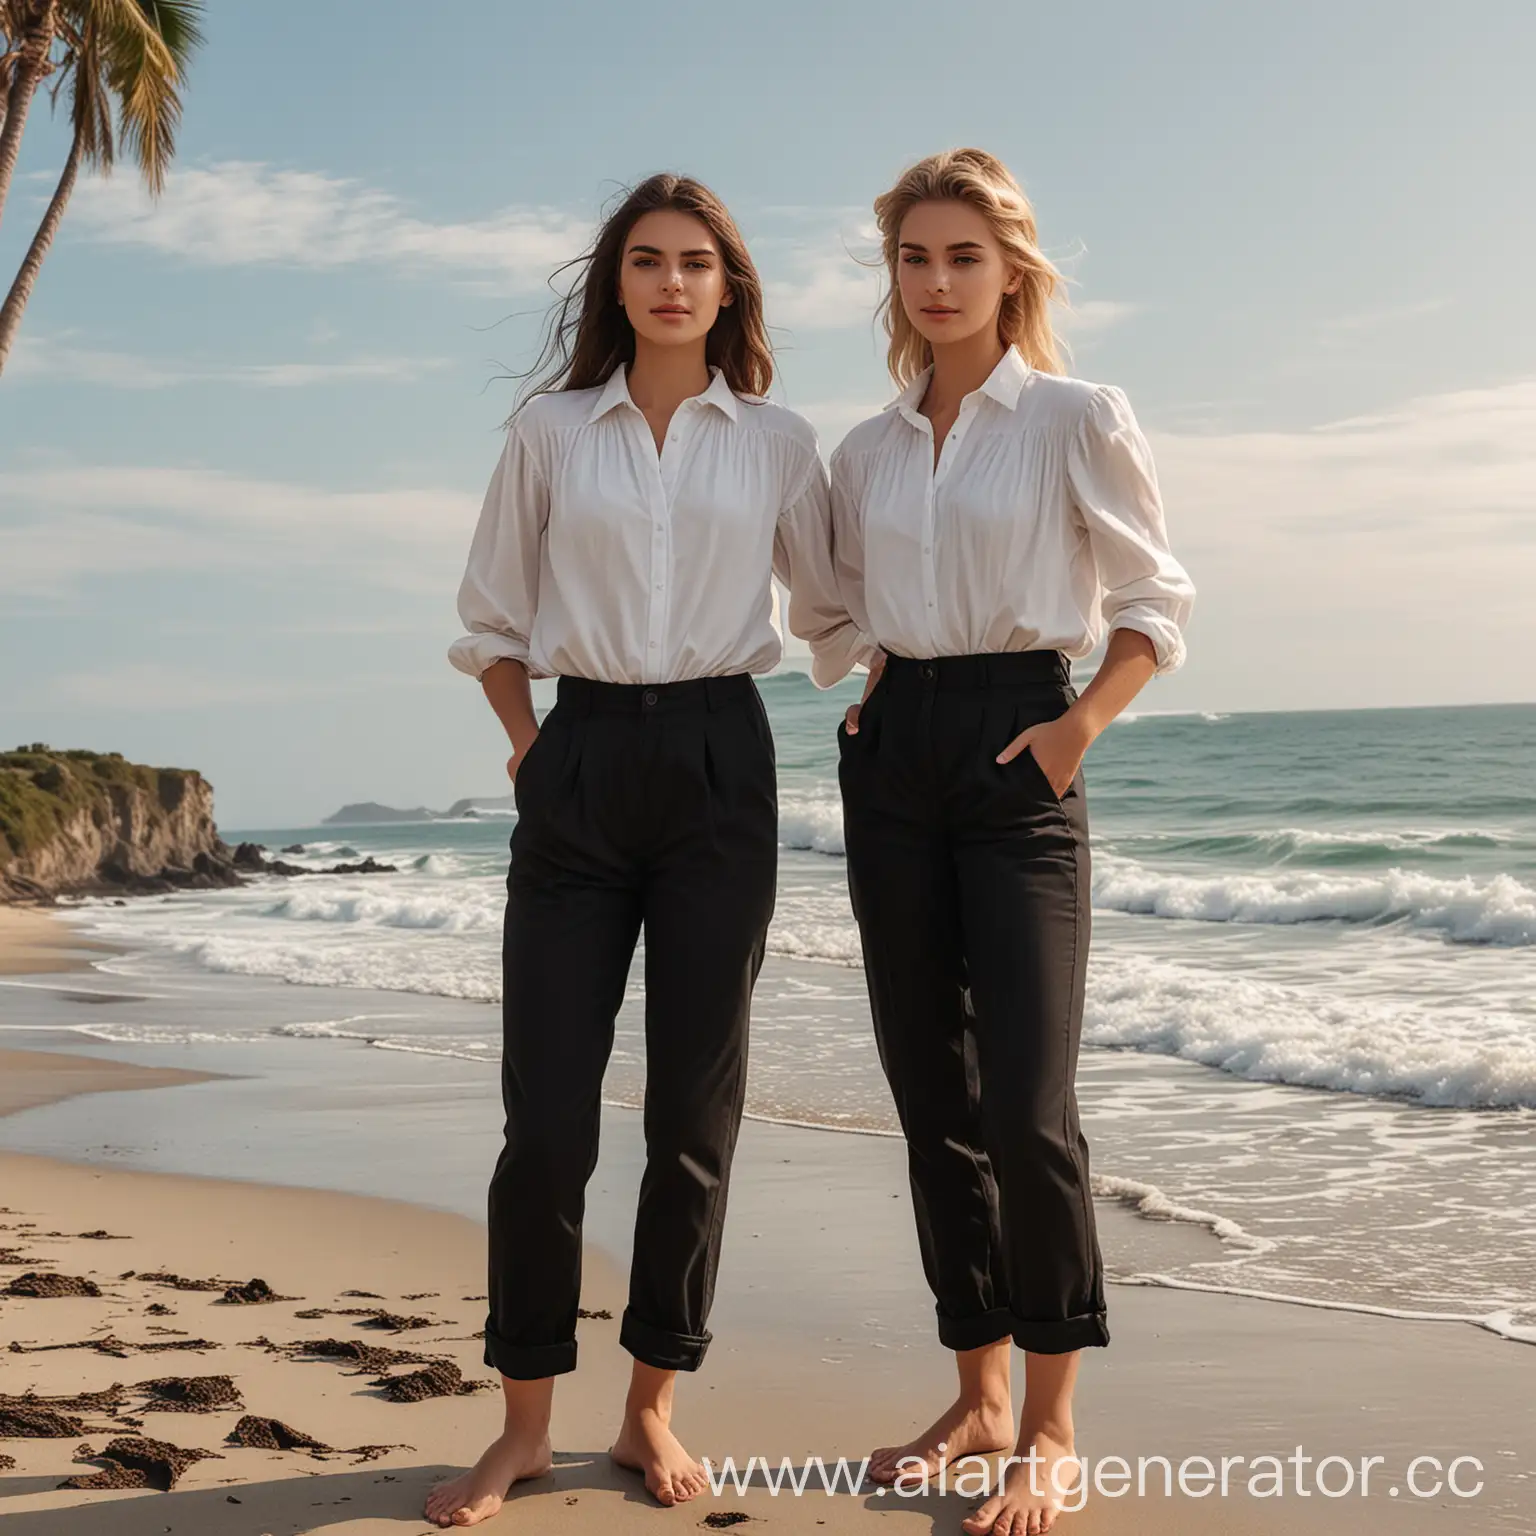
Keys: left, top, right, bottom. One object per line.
{"left": 620, "top": 1308, "right": 711, "bottom": 1372}
{"left": 482, "top": 1326, "right": 577, "bottom": 1381}
{"left": 1010, "top": 1311, "right": 1110, "bottom": 1355}
{"left": 936, "top": 1305, "right": 1017, "bottom": 1353}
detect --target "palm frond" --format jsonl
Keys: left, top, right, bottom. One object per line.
{"left": 55, "top": 0, "right": 204, "bottom": 192}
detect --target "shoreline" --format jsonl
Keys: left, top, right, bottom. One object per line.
{"left": 0, "top": 904, "right": 117, "bottom": 977}
{"left": 9, "top": 903, "right": 1536, "bottom": 1352}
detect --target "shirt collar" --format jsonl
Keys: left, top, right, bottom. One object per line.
{"left": 884, "top": 345, "right": 1033, "bottom": 424}
{"left": 588, "top": 365, "right": 739, "bottom": 425}
{"left": 980, "top": 345, "right": 1032, "bottom": 409}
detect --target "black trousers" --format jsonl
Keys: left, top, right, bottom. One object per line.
{"left": 839, "top": 650, "right": 1108, "bottom": 1355}
{"left": 487, "top": 672, "right": 778, "bottom": 1380}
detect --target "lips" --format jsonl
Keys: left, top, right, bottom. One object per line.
{"left": 652, "top": 306, "right": 691, "bottom": 315}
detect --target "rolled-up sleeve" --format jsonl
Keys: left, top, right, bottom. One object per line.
{"left": 774, "top": 443, "right": 879, "bottom": 689}
{"left": 1067, "top": 385, "right": 1195, "bottom": 675}
{"left": 447, "top": 420, "right": 548, "bottom": 679}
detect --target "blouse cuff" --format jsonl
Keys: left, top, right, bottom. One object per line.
{"left": 448, "top": 632, "right": 531, "bottom": 680}
{"left": 809, "top": 629, "right": 882, "bottom": 690}
{"left": 1108, "top": 612, "right": 1187, "bottom": 676}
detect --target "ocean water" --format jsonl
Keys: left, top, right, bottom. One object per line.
{"left": 10, "top": 675, "right": 1536, "bottom": 1344}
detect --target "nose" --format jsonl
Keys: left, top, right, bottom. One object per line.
{"left": 660, "top": 267, "right": 684, "bottom": 293}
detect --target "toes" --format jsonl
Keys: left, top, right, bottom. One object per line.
{"left": 963, "top": 1496, "right": 1002, "bottom": 1534}
{"left": 652, "top": 1473, "right": 676, "bottom": 1507}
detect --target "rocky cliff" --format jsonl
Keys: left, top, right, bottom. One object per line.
{"left": 0, "top": 745, "right": 239, "bottom": 901}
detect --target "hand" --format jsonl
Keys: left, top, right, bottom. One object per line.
{"left": 844, "top": 652, "right": 887, "bottom": 735}
{"left": 997, "top": 711, "right": 1092, "bottom": 798}
{"left": 505, "top": 728, "right": 539, "bottom": 784}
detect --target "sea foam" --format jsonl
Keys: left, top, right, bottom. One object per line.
{"left": 1093, "top": 857, "right": 1536, "bottom": 947}
{"left": 1085, "top": 952, "right": 1536, "bottom": 1108}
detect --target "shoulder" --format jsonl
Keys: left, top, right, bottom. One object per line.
{"left": 1019, "top": 370, "right": 1136, "bottom": 434}
{"left": 828, "top": 406, "right": 902, "bottom": 474}
{"left": 735, "top": 396, "right": 820, "bottom": 457}
{"left": 508, "top": 386, "right": 600, "bottom": 442}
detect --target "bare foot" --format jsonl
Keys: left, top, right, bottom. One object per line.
{"left": 962, "top": 1422, "right": 1080, "bottom": 1535}
{"left": 610, "top": 1404, "right": 708, "bottom": 1506}
{"left": 424, "top": 1425, "right": 553, "bottom": 1528}
{"left": 868, "top": 1393, "right": 1015, "bottom": 1486}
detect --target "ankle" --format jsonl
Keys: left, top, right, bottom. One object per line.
{"left": 963, "top": 1390, "right": 1014, "bottom": 1421}
{"left": 499, "top": 1412, "right": 550, "bottom": 1444}
{"left": 623, "top": 1395, "right": 672, "bottom": 1427}
{"left": 1021, "top": 1410, "right": 1074, "bottom": 1446}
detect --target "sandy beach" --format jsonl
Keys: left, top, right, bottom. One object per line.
{"left": 2, "top": 925, "right": 1533, "bottom": 1534}
{"left": 0, "top": 906, "right": 112, "bottom": 978}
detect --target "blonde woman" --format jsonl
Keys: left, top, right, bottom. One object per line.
{"left": 818, "top": 149, "right": 1194, "bottom": 1534}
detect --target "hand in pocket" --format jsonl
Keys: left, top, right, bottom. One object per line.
{"left": 996, "top": 713, "right": 1089, "bottom": 798}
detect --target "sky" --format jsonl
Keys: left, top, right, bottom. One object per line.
{"left": 1, "top": 0, "right": 1533, "bottom": 828}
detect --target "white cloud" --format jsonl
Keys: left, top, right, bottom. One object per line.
{"left": 0, "top": 464, "right": 478, "bottom": 597}
{"left": 794, "top": 396, "right": 891, "bottom": 449}
{"left": 1057, "top": 298, "right": 1143, "bottom": 339}
{"left": 9, "top": 334, "right": 447, "bottom": 389}
{"left": 1317, "top": 297, "right": 1451, "bottom": 337}
{"left": 1147, "top": 377, "right": 1536, "bottom": 704}
{"left": 64, "top": 160, "right": 590, "bottom": 290}
{"left": 764, "top": 246, "right": 883, "bottom": 332}
{"left": 48, "top": 663, "right": 348, "bottom": 711}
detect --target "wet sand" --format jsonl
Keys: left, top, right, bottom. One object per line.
{"left": 0, "top": 907, "right": 113, "bottom": 978}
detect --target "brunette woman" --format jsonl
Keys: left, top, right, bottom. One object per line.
{"left": 430, "top": 173, "right": 853, "bottom": 1529}
{"left": 818, "top": 149, "right": 1195, "bottom": 1535}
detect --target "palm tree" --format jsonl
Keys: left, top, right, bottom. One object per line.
{"left": 0, "top": 1, "right": 59, "bottom": 229}
{"left": 0, "top": 0, "right": 203, "bottom": 374}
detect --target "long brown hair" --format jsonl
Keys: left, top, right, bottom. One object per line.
{"left": 511, "top": 173, "right": 773, "bottom": 415}
{"left": 873, "top": 148, "right": 1069, "bottom": 387}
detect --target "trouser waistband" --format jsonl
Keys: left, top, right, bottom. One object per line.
{"left": 556, "top": 673, "right": 756, "bottom": 715}
{"left": 880, "top": 650, "right": 1072, "bottom": 691}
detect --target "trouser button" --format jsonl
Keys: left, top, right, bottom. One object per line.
{"left": 920, "top": 663, "right": 936, "bottom": 680}
{"left": 643, "top": 690, "right": 659, "bottom": 707}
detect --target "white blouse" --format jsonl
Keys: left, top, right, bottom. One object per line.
{"left": 819, "top": 346, "right": 1195, "bottom": 687}
{"left": 449, "top": 366, "right": 861, "bottom": 685}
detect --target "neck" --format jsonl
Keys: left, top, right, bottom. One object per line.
{"left": 626, "top": 337, "right": 712, "bottom": 411}
{"left": 926, "top": 327, "right": 1007, "bottom": 408}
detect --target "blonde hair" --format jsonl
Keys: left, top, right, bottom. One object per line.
{"left": 873, "top": 148, "right": 1068, "bottom": 386}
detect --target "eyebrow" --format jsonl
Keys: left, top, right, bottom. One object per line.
{"left": 627, "top": 244, "right": 718, "bottom": 257}
{"left": 899, "top": 240, "right": 986, "bottom": 252}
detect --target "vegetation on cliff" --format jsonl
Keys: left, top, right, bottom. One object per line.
{"left": 0, "top": 745, "right": 196, "bottom": 866}
{"left": 2, "top": 745, "right": 401, "bottom": 901}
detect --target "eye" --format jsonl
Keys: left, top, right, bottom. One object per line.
{"left": 631, "top": 255, "right": 657, "bottom": 267}
{"left": 902, "top": 253, "right": 926, "bottom": 265}
{"left": 953, "top": 255, "right": 979, "bottom": 265}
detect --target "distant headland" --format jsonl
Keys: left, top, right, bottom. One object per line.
{"left": 322, "top": 796, "right": 515, "bottom": 826}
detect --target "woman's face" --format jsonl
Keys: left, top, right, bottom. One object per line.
{"left": 619, "top": 209, "right": 734, "bottom": 350}
{"left": 895, "top": 199, "right": 1020, "bottom": 351}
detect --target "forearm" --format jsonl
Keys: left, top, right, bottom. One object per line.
{"left": 480, "top": 658, "right": 538, "bottom": 747}
{"left": 1067, "top": 627, "right": 1158, "bottom": 744}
